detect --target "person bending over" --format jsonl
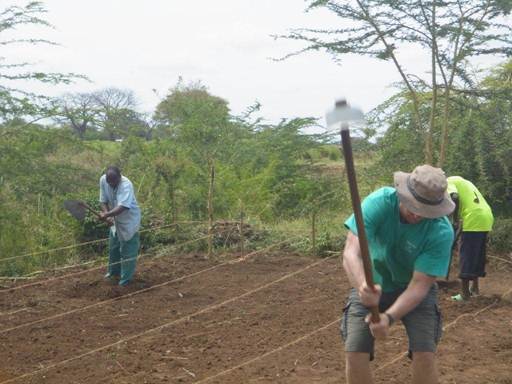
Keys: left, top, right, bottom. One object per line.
{"left": 99, "top": 166, "right": 141, "bottom": 287}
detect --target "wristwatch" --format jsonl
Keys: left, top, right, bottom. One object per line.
{"left": 385, "top": 312, "right": 395, "bottom": 326}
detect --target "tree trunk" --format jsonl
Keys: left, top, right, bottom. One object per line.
{"left": 427, "top": 0, "right": 437, "bottom": 166}
{"left": 438, "top": 88, "right": 451, "bottom": 167}
{"left": 355, "top": 0, "right": 428, "bottom": 163}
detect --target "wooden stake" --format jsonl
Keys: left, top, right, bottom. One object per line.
{"left": 207, "top": 159, "right": 214, "bottom": 258}
{"left": 312, "top": 211, "right": 317, "bottom": 257}
{"left": 240, "top": 199, "right": 245, "bottom": 257}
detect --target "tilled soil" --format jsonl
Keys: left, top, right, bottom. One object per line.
{"left": 0, "top": 250, "right": 510, "bottom": 383}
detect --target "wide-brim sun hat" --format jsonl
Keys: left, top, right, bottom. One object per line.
{"left": 394, "top": 164, "right": 455, "bottom": 219}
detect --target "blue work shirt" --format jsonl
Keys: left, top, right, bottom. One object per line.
{"left": 99, "top": 175, "right": 141, "bottom": 242}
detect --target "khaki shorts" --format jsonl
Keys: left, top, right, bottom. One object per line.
{"left": 340, "top": 285, "right": 442, "bottom": 360}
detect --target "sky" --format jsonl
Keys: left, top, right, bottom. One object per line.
{"left": 4, "top": 0, "right": 508, "bottom": 125}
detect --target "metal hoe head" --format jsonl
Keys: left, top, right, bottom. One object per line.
{"left": 325, "top": 98, "right": 365, "bottom": 132}
{"left": 63, "top": 200, "right": 88, "bottom": 221}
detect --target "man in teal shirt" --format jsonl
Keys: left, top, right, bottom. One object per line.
{"left": 341, "top": 165, "right": 454, "bottom": 384}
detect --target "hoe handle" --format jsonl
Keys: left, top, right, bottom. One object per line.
{"left": 79, "top": 202, "right": 103, "bottom": 219}
{"left": 341, "top": 126, "right": 380, "bottom": 324}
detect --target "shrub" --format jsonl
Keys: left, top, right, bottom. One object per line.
{"left": 488, "top": 218, "right": 512, "bottom": 253}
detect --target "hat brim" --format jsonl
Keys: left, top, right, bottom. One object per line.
{"left": 394, "top": 172, "right": 455, "bottom": 219}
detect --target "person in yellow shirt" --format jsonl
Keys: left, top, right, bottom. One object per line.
{"left": 447, "top": 176, "right": 494, "bottom": 301}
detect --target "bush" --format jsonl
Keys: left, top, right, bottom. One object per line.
{"left": 488, "top": 218, "right": 512, "bottom": 253}
{"left": 293, "top": 230, "right": 345, "bottom": 257}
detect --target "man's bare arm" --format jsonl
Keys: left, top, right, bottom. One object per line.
{"left": 385, "top": 271, "right": 436, "bottom": 321}
{"left": 343, "top": 231, "right": 381, "bottom": 308}
{"left": 342, "top": 231, "right": 366, "bottom": 289}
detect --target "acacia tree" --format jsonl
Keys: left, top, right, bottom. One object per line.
{"left": 1, "top": 0, "right": 87, "bottom": 198}
{"left": 57, "top": 92, "right": 99, "bottom": 138}
{"left": 92, "top": 87, "right": 138, "bottom": 140}
{"left": 283, "top": 0, "right": 512, "bottom": 164}
{"left": 374, "top": 59, "right": 512, "bottom": 208}
{"left": 0, "top": 1, "right": 91, "bottom": 266}
{"left": 0, "top": 1, "right": 83, "bottom": 123}
{"left": 446, "top": 60, "right": 512, "bottom": 207}
{"left": 56, "top": 88, "right": 147, "bottom": 140}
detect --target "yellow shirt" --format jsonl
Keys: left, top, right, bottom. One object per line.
{"left": 447, "top": 176, "right": 494, "bottom": 232}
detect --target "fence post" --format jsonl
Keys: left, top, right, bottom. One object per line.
{"left": 312, "top": 210, "right": 317, "bottom": 257}
{"left": 240, "top": 199, "right": 245, "bottom": 257}
{"left": 207, "top": 160, "right": 214, "bottom": 258}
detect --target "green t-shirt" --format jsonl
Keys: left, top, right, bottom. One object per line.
{"left": 344, "top": 187, "right": 454, "bottom": 292}
{"left": 447, "top": 176, "right": 494, "bottom": 232}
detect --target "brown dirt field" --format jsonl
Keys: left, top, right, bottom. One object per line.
{"left": 0, "top": 250, "right": 511, "bottom": 384}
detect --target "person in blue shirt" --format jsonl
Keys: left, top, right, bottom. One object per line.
{"left": 341, "top": 164, "right": 455, "bottom": 384}
{"left": 99, "top": 166, "right": 141, "bottom": 286}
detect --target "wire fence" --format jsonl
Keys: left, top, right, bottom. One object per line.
{"left": 0, "top": 208, "right": 337, "bottom": 283}
{"left": 0, "top": 231, "right": 218, "bottom": 293}
{"left": 0, "top": 221, "right": 207, "bottom": 264}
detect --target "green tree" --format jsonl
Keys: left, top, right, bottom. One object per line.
{"left": 446, "top": 60, "right": 512, "bottom": 210}
{"left": 56, "top": 88, "right": 148, "bottom": 140}
{"left": 0, "top": 1, "right": 91, "bottom": 271}
{"left": 130, "top": 113, "right": 157, "bottom": 140}
{"left": 282, "top": 0, "right": 512, "bottom": 164}
{"left": 57, "top": 92, "right": 99, "bottom": 138}
{"left": 154, "top": 80, "right": 233, "bottom": 159}
{"left": 155, "top": 80, "right": 237, "bottom": 255}
{"left": 0, "top": 1, "right": 83, "bottom": 122}
{"left": 373, "top": 59, "right": 512, "bottom": 211}
{"left": 230, "top": 117, "right": 327, "bottom": 219}
{"left": 92, "top": 87, "right": 139, "bottom": 140}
